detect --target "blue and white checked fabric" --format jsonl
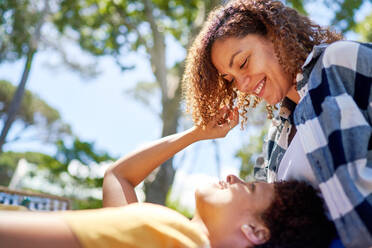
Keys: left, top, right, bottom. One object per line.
{"left": 256, "top": 41, "right": 372, "bottom": 248}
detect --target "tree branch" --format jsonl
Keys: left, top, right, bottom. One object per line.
{"left": 142, "top": 0, "right": 168, "bottom": 101}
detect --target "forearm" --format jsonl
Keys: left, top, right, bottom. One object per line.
{"left": 102, "top": 107, "right": 239, "bottom": 207}
{"left": 106, "top": 127, "right": 201, "bottom": 186}
{"left": 103, "top": 127, "right": 202, "bottom": 206}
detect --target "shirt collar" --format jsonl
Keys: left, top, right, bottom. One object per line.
{"left": 296, "top": 43, "right": 329, "bottom": 91}
{"left": 277, "top": 97, "right": 297, "bottom": 125}
{"left": 278, "top": 44, "right": 328, "bottom": 124}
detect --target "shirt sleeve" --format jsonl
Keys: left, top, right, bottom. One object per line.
{"left": 294, "top": 41, "right": 372, "bottom": 248}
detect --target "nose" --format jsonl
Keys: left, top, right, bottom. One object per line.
{"left": 234, "top": 75, "right": 250, "bottom": 93}
{"left": 226, "top": 174, "right": 244, "bottom": 184}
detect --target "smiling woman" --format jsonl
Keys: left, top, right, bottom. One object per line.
{"left": 210, "top": 34, "right": 297, "bottom": 105}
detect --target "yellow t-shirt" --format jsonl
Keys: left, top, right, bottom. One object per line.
{"left": 63, "top": 203, "right": 209, "bottom": 248}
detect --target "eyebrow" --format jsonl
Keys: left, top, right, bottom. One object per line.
{"left": 229, "top": 50, "right": 242, "bottom": 68}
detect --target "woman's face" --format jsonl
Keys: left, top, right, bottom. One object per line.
{"left": 195, "top": 175, "right": 274, "bottom": 247}
{"left": 211, "top": 34, "right": 295, "bottom": 105}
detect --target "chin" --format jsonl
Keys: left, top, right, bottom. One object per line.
{"left": 195, "top": 183, "right": 225, "bottom": 209}
{"left": 194, "top": 187, "right": 210, "bottom": 218}
{"left": 265, "top": 95, "right": 282, "bottom": 105}
{"left": 265, "top": 98, "right": 277, "bottom": 106}
{"left": 195, "top": 183, "right": 215, "bottom": 200}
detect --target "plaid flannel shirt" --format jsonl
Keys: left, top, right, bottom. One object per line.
{"left": 255, "top": 41, "right": 372, "bottom": 248}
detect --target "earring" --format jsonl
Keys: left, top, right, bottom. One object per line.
{"left": 252, "top": 96, "right": 261, "bottom": 108}
{"left": 265, "top": 104, "right": 274, "bottom": 119}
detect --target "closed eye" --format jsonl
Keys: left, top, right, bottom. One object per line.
{"left": 250, "top": 182, "right": 256, "bottom": 192}
{"left": 244, "top": 182, "right": 256, "bottom": 192}
{"left": 239, "top": 56, "right": 249, "bottom": 69}
{"left": 222, "top": 77, "right": 234, "bottom": 84}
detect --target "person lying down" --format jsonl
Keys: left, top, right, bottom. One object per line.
{"left": 0, "top": 109, "right": 336, "bottom": 248}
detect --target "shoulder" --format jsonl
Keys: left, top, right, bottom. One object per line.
{"left": 322, "top": 41, "right": 359, "bottom": 69}
{"left": 321, "top": 40, "right": 372, "bottom": 71}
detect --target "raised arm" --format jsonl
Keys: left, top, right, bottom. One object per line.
{"left": 103, "top": 107, "right": 239, "bottom": 207}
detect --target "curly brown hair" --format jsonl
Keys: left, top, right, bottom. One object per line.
{"left": 182, "top": 0, "right": 342, "bottom": 127}
{"left": 259, "top": 180, "right": 337, "bottom": 248}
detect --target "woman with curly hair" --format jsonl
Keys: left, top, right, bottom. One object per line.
{"left": 182, "top": 0, "right": 372, "bottom": 247}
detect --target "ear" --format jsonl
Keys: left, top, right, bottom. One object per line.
{"left": 241, "top": 223, "right": 270, "bottom": 245}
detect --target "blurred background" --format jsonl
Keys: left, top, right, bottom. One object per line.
{"left": 0, "top": 0, "right": 371, "bottom": 215}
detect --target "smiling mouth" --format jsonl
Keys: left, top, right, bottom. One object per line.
{"left": 253, "top": 77, "right": 266, "bottom": 96}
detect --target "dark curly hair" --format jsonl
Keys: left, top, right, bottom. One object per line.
{"left": 182, "top": 0, "right": 342, "bottom": 127}
{"left": 259, "top": 180, "right": 337, "bottom": 248}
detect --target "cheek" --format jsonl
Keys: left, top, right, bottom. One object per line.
{"left": 230, "top": 188, "right": 252, "bottom": 208}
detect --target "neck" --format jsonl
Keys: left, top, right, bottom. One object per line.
{"left": 191, "top": 211, "right": 209, "bottom": 238}
{"left": 286, "top": 84, "right": 300, "bottom": 104}
{"left": 191, "top": 211, "right": 229, "bottom": 248}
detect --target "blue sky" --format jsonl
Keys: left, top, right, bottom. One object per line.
{"left": 0, "top": 0, "right": 371, "bottom": 210}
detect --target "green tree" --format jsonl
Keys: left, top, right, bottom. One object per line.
{"left": 0, "top": 0, "right": 48, "bottom": 153}
{"left": 0, "top": 80, "right": 71, "bottom": 147}
{"left": 41, "top": 138, "right": 114, "bottom": 188}
{"left": 284, "top": 0, "right": 371, "bottom": 37}
{"left": 355, "top": 12, "right": 372, "bottom": 42}
{"left": 0, "top": 0, "right": 98, "bottom": 153}
{"left": 1, "top": 137, "right": 115, "bottom": 209}
{"left": 0, "top": 151, "right": 50, "bottom": 186}
{"left": 41, "top": 137, "right": 115, "bottom": 209}
{"left": 54, "top": 0, "right": 221, "bottom": 205}
{"left": 236, "top": 126, "right": 268, "bottom": 180}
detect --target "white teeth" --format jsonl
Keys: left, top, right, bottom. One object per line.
{"left": 254, "top": 78, "right": 265, "bottom": 95}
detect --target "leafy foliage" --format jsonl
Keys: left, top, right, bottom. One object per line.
{"left": 165, "top": 187, "right": 193, "bottom": 219}
{"left": 0, "top": 137, "right": 115, "bottom": 209}
{"left": 38, "top": 137, "right": 115, "bottom": 189}
{"left": 0, "top": 0, "right": 43, "bottom": 62}
{"left": 284, "top": 0, "right": 371, "bottom": 38}
{"left": 286, "top": 0, "right": 307, "bottom": 15}
{"left": 236, "top": 127, "right": 268, "bottom": 180}
{"left": 0, "top": 0, "right": 101, "bottom": 153}
{"left": 0, "top": 151, "right": 51, "bottom": 186}
{"left": 355, "top": 12, "right": 372, "bottom": 42}
{"left": 55, "top": 138, "right": 114, "bottom": 167}
{"left": 54, "top": 0, "right": 201, "bottom": 54}
{"left": 0, "top": 80, "right": 71, "bottom": 144}
{"left": 330, "top": 0, "right": 364, "bottom": 33}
